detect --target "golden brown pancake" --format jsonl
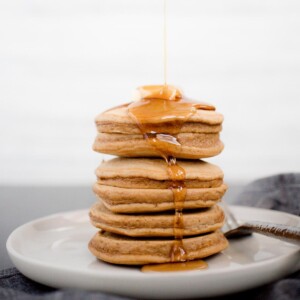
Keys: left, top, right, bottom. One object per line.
{"left": 90, "top": 201, "right": 225, "bottom": 237}
{"left": 93, "top": 132, "right": 223, "bottom": 159}
{"left": 96, "top": 157, "right": 224, "bottom": 189}
{"left": 93, "top": 106, "right": 224, "bottom": 158}
{"left": 95, "top": 106, "right": 223, "bottom": 134}
{"left": 93, "top": 157, "right": 227, "bottom": 213}
{"left": 88, "top": 230, "right": 228, "bottom": 265}
{"left": 94, "top": 183, "right": 227, "bottom": 213}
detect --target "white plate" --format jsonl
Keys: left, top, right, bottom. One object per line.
{"left": 6, "top": 206, "right": 300, "bottom": 299}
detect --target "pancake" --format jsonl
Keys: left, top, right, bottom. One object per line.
{"left": 90, "top": 201, "right": 225, "bottom": 237}
{"left": 93, "top": 157, "right": 227, "bottom": 213}
{"left": 95, "top": 106, "right": 223, "bottom": 134}
{"left": 94, "top": 183, "right": 227, "bottom": 213}
{"left": 96, "top": 157, "right": 224, "bottom": 189}
{"left": 88, "top": 230, "right": 228, "bottom": 265}
{"left": 93, "top": 132, "right": 223, "bottom": 159}
{"left": 93, "top": 106, "right": 224, "bottom": 158}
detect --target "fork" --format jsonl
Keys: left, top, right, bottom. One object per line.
{"left": 221, "top": 202, "right": 300, "bottom": 246}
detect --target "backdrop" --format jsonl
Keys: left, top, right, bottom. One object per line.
{"left": 1, "top": 0, "right": 300, "bottom": 185}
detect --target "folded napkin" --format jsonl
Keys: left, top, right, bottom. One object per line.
{"left": 1, "top": 173, "right": 299, "bottom": 300}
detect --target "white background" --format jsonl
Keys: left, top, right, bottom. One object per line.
{"left": 0, "top": 0, "right": 300, "bottom": 185}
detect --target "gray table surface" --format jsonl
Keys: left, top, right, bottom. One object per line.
{"left": 0, "top": 184, "right": 244, "bottom": 270}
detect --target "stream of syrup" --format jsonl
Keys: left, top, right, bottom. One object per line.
{"left": 128, "top": 85, "right": 214, "bottom": 271}
{"left": 163, "top": 0, "right": 167, "bottom": 85}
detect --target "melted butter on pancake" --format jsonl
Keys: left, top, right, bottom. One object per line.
{"left": 136, "top": 85, "right": 182, "bottom": 101}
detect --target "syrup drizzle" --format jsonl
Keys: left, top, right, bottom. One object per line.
{"left": 128, "top": 85, "right": 214, "bottom": 264}
{"left": 163, "top": 0, "right": 167, "bottom": 85}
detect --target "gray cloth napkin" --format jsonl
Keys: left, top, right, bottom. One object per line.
{"left": 1, "top": 173, "right": 299, "bottom": 300}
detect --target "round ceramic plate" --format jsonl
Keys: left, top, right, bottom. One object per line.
{"left": 7, "top": 206, "right": 300, "bottom": 299}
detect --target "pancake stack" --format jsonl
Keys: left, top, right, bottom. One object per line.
{"left": 89, "top": 86, "right": 228, "bottom": 266}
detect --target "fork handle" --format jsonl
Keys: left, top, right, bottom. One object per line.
{"left": 239, "top": 221, "right": 300, "bottom": 246}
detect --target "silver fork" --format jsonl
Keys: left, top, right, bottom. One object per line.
{"left": 221, "top": 202, "right": 300, "bottom": 246}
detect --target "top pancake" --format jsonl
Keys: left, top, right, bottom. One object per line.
{"left": 95, "top": 106, "right": 223, "bottom": 135}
